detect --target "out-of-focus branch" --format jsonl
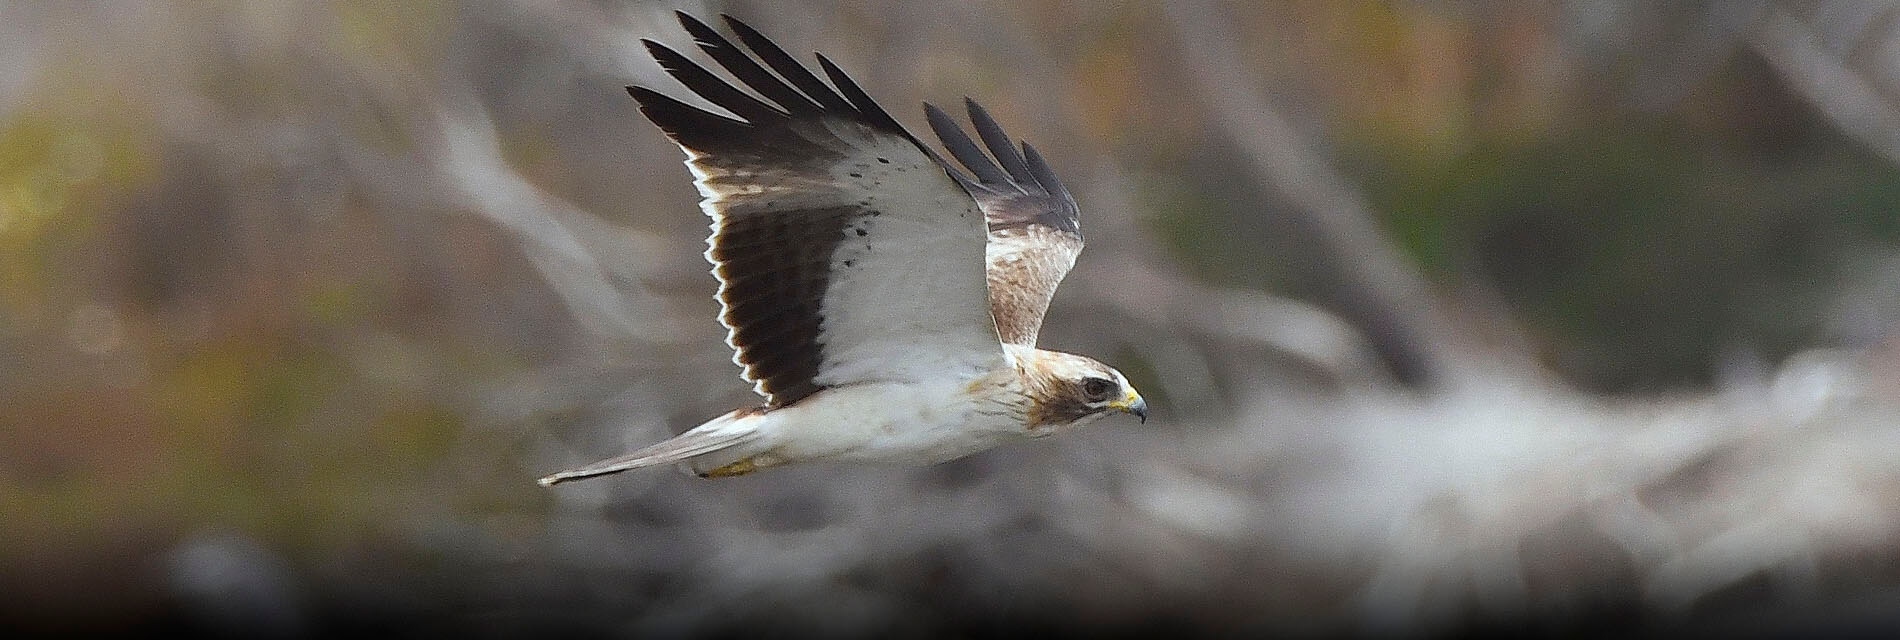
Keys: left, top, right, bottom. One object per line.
{"left": 430, "top": 95, "right": 684, "bottom": 344}
{"left": 0, "top": 4, "right": 47, "bottom": 121}
{"left": 308, "top": 13, "right": 684, "bottom": 347}
{"left": 1749, "top": 6, "right": 1900, "bottom": 168}
{"left": 1160, "top": 1, "right": 1514, "bottom": 388}
{"left": 1625, "top": 2, "right": 1769, "bottom": 110}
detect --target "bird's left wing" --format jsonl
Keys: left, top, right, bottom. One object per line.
{"left": 632, "top": 13, "right": 1002, "bottom": 407}
{"left": 925, "top": 100, "right": 1084, "bottom": 347}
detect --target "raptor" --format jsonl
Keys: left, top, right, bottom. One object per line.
{"left": 541, "top": 13, "right": 1145, "bottom": 484}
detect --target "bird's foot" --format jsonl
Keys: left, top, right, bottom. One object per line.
{"left": 699, "top": 457, "right": 759, "bottom": 478}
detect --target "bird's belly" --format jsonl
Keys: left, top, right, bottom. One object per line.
{"left": 764, "top": 381, "right": 1023, "bottom": 465}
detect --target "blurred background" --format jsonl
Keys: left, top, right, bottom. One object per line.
{"left": 6, "top": 0, "right": 1900, "bottom": 636}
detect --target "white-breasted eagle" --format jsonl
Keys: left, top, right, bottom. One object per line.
{"left": 541, "top": 12, "right": 1144, "bottom": 484}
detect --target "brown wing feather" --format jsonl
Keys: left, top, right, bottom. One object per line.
{"left": 706, "top": 204, "right": 859, "bottom": 404}
{"left": 984, "top": 222, "right": 1084, "bottom": 346}
{"left": 925, "top": 100, "right": 1085, "bottom": 346}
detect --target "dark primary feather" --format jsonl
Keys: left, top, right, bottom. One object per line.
{"left": 925, "top": 103, "right": 1012, "bottom": 186}
{"left": 966, "top": 99, "right": 1037, "bottom": 187}
{"left": 643, "top": 39, "right": 784, "bottom": 123}
{"left": 632, "top": 13, "right": 910, "bottom": 161}
{"left": 1021, "top": 143, "right": 1079, "bottom": 215}
{"left": 721, "top": 14, "right": 856, "bottom": 112}
{"left": 676, "top": 13, "right": 821, "bottom": 115}
{"left": 816, "top": 54, "right": 907, "bottom": 133}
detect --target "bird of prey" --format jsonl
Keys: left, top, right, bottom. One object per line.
{"left": 540, "top": 13, "right": 1145, "bottom": 485}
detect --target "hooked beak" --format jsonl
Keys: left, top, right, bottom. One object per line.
{"left": 1110, "top": 389, "right": 1149, "bottom": 423}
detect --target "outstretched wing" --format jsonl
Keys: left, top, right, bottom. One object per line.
{"left": 634, "top": 13, "right": 1001, "bottom": 407}
{"left": 925, "top": 100, "right": 1084, "bottom": 347}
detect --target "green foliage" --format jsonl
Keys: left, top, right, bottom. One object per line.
{"left": 1350, "top": 108, "right": 1900, "bottom": 390}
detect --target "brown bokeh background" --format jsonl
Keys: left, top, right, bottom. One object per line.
{"left": 6, "top": 1, "right": 1900, "bottom": 636}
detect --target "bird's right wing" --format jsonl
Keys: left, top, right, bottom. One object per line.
{"left": 632, "top": 13, "right": 1003, "bottom": 407}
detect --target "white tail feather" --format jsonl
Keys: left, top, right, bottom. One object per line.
{"left": 539, "top": 412, "right": 762, "bottom": 486}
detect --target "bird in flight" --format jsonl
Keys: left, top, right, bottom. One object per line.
{"left": 540, "top": 13, "right": 1146, "bottom": 485}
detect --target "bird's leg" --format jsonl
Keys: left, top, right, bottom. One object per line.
{"left": 698, "top": 457, "right": 759, "bottom": 478}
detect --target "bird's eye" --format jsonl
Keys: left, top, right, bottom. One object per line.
{"left": 1082, "top": 377, "right": 1116, "bottom": 402}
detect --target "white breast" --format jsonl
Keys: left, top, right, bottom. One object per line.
{"left": 752, "top": 375, "right": 1028, "bottom": 466}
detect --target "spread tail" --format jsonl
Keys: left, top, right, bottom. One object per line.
{"left": 538, "top": 419, "right": 760, "bottom": 486}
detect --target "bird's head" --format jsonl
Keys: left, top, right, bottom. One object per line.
{"left": 1011, "top": 347, "right": 1147, "bottom": 431}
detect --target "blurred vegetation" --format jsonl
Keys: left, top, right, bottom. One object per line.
{"left": 1149, "top": 4, "right": 1900, "bottom": 391}
{"left": 1353, "top": 99, "right": 1900, "bottom": 390}
{"left": 2, "top": 0, "right": 1898, "bottom": 635}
